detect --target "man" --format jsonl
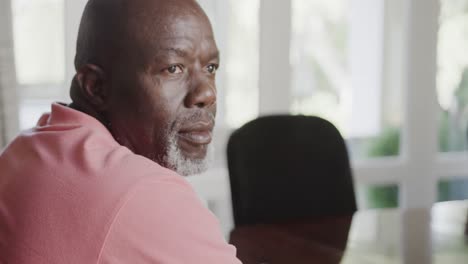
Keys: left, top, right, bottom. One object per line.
{"left": 0, "top": 0, "right": 242, "bottom": 263}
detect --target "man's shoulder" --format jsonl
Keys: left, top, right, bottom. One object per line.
{"left": 108, "top": 147, "right": 182, "bottom": 183}
{"left": 116, "top": 153, "right": 196, "bottom": 203}
{"left": 97, "top": 171, "right": 239, "bottom": 264}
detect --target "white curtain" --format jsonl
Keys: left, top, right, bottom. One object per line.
{"left": 0, "top": 0, "right": 19, "bottom": 147}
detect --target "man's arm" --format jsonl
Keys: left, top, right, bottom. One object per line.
{"left": 97, "top": 177, "right": 242, "bottom": 264}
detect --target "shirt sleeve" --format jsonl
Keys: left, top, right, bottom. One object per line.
{"left": 97, "top": 177, "right": 242, "bottom": 264}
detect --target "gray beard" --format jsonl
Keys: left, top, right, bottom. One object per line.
{"left": 163, "top": 131, "right": 214, "bottom": 176}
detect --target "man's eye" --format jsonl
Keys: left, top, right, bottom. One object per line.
{"left": 207, "top": 64, "right": 218, "bottom": 74}
{"left": 165, "top": 65, "right": 183, "bottom": 74}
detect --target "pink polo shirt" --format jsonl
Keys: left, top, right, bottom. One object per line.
{"left": 0, "top": 103, "right": 241, "bottom": 264}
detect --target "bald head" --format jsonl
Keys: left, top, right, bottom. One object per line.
{"left": 74, "top": 0, "right": 210, "bottom": 71}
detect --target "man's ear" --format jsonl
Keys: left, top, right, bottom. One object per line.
{"left": 75, "top": 64, "right": 109, "bottom": 110}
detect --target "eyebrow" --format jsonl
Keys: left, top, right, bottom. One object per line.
{"left": 209, "top": 50, "right": 220, "bottom": 61}
{"left": 159, "top": 47, "right": 189, "bottom": 58}
{"left": 156, "top": 47, "right": 220, "bottom": 62}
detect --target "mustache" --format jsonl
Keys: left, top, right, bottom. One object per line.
{"left": 170, "top": 110, "right": 216, "bottom": 131}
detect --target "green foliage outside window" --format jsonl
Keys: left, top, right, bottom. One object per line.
{"left": 365, "top": 67, "right": 468, "bottom": 208}
{"left": 365, "top": 127, "right": 400, "bottom": 208}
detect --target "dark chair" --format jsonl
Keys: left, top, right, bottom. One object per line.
{"left": 227, "top": 115, "right": 357, "bottom": 227}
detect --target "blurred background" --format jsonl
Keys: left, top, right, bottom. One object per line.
{"left": 1, "top": 0, "right": 468, "bottom": 234}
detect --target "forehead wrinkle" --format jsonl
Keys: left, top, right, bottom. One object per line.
{"left": 75, "top": 0, "right": 214, "bottom": 69}
{"left": 118, "top": 0, "right": 217, "bottom": 69}
{"left": 158, "top": 47, "right": 190, "bottom": 58}
{"left": 126, "top": 19, "right": 202, "bottom": 60}
{"left": 151, "top": 32, "right": 217, "bottom": 60}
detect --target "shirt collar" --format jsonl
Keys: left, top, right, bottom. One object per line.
{"left": 38, "top": 102, "right": 113, "bottom": 138}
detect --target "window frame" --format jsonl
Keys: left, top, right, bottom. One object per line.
{"left": 189, "top": 0, "right": 463, "bottom": 232}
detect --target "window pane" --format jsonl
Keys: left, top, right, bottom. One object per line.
{"left": 12, "top": 0, "right": 65, "bottom": 85}
{"left": 438, "top": 0, "right": 468, "bottom": 152}
{"left": 224, "top": 0, "right": 260, "bottom": 128}
{"left": 438, "top": 178, "right": 468, "bottom": 202}
{"left": 291, "top": 0, "right": 401, "bottom": 159}
{"left": 357, "top": 184, "right": 399, "bottom": 209}
{"left": 291, "top": 0, "right": 349, "bottom": 128}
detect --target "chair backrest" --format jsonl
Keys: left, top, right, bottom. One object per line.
{"left": 227, "top": 115, "right": 357, "bottom": 227}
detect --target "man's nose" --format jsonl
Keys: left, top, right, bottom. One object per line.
{"left": 185, "top": 76, "right": 217, "bottom": 108}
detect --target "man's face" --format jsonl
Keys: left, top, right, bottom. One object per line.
{"left": 106, "top": 6, "right": 219, "bottom": 176}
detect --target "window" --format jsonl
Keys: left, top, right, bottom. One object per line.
{"left": 12, "top": 0, "right": 65, "bottom": 85}
{"left": 438, "top": 178, "right": 468, "bottom": 202}
{"left": 291, "top": 0, "right": 401, "bottom": 160}
{"left": 224, "top": 0, "right": 260, "bottom": 128}
{"left": 437, "top": 0, "right": 468, "bottom": 152}
{"left": 290, "top": 0, "right": 349, "bottom": 132}
{"left": 12, "top": 0, "right": 66, "bottom": 130}
{"left": 197, "top": 0, "right": 443, "bottom": 213}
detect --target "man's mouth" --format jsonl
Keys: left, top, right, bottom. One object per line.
{"left": 177, "top": 130, "right": 212, "bottom": 145}
{"left": 177, "top": 122, "right": 214, "bottom": 146}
